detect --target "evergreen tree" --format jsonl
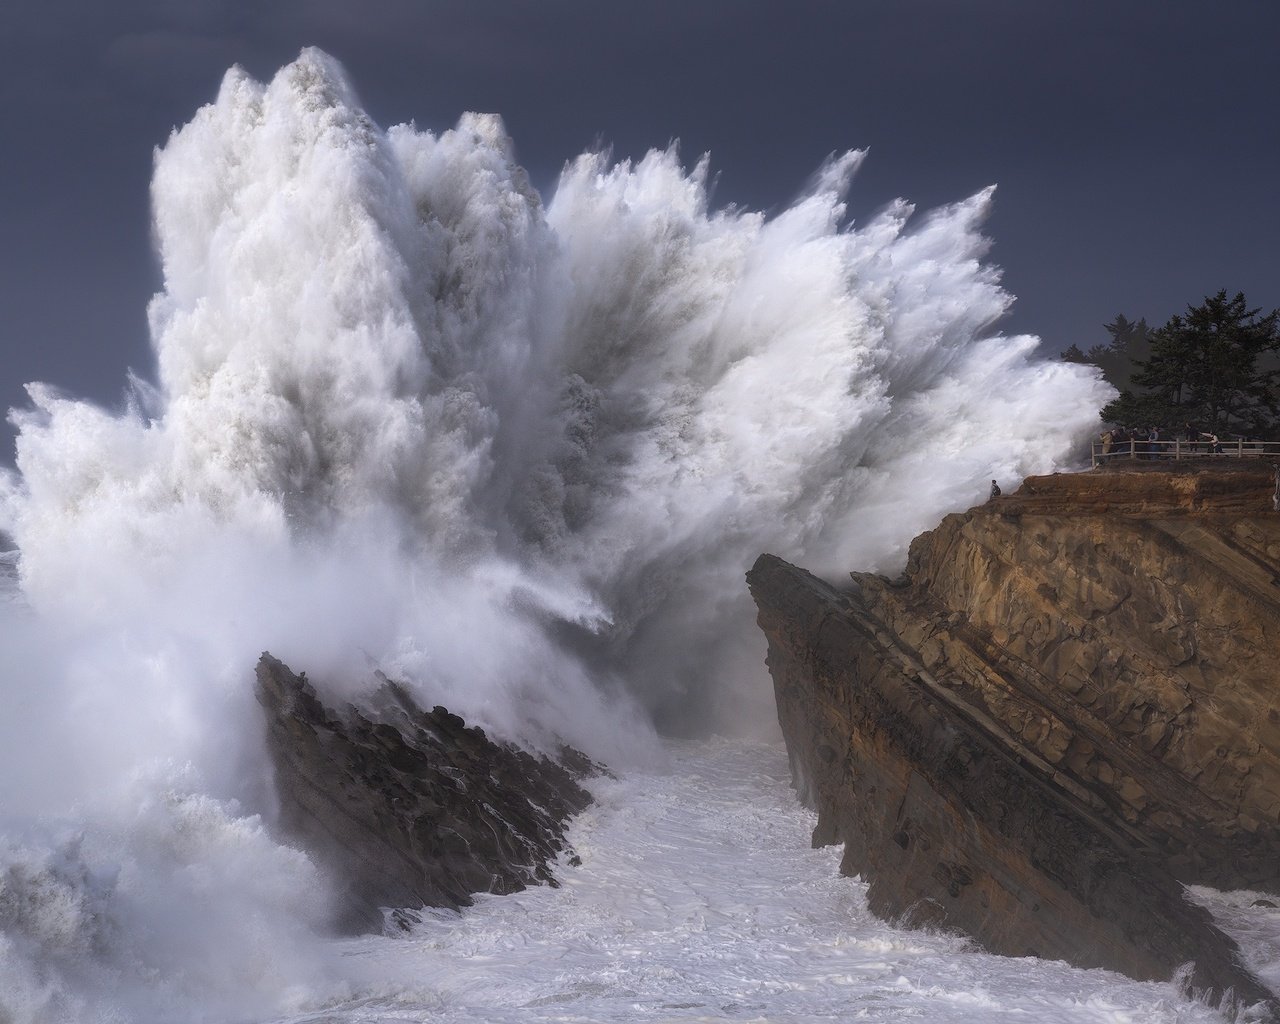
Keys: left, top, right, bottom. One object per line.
{"left": 1061, "top": 315, "right": 1150, "bottom": 391}
{"left": 1103, "top": 291, "right": 1280, "bottom": 437}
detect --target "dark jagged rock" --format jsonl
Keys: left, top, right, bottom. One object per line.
{"left": 748, "top": 467, "right": 1280, "bottom": 1017}
{"left": 255, "top": 653, "right": 602, "bottom": 933}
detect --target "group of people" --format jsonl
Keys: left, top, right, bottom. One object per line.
{"left": 1099, "top": 423, "right": 1225, "bottom": 459}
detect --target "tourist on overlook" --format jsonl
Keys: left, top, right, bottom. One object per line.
{"left": 1148, "top": 426, "right": 1163, "bottom": 459}
{"left": 1133, "top": 426, "right": 1148, "bottom": 459}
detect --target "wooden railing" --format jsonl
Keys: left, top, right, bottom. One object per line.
{"left": 1091, "top": 439, "right": 1280, "bottom": 468}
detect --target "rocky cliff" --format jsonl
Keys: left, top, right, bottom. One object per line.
{"left": 256, "top": 654, "right": 601, "bottom": 932}
{"left": 748, "top": 463, "right": 1280, "bottom": 1016}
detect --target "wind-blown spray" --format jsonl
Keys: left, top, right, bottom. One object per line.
{"left": 0, "top": 49, "right": 1109, "bottom": 1023}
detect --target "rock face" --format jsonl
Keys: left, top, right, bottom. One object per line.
{"left": 256, "top": 653, "right": 600, "bottom": 932}
{"left": 748, "top": 464, "right": 1280, "bottom": 1015}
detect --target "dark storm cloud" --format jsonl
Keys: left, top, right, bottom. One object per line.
{"left": 1, "top": 1, "right": 1277, "bottom": 453}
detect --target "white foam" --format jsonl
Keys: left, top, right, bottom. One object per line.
{"left": 267, "top": 741, "right": 1237, "bottom": 1024}
{"left": 0, "top": 48, "right": 1117, "bottom": 1022}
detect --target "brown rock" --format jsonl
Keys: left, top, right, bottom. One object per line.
{"left": 874, "top": 466, "right": 1280, "bottom": 886}
{"left": 748, "top": 465, "right": 1280, "bottom": 1016}
{"left": 255, "top": 653, "right": 602, "bottom": 933}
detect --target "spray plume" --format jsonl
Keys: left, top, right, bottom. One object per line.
{"left": 0, "top": 49, "right": 1109, "bottom": 1022}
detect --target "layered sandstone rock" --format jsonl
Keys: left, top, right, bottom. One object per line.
{"left": 748, "top": 464, "right": 1280, "bottom": 1015}
{"left": 256, "top": 653, "right": 600, "bottom": 932}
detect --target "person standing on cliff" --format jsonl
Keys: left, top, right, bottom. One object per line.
{"left": 989, "top": 480, "right": 1001, "bottom": 499}
{"left": 1116, "top": 426, "right": 1128, "bottom": 455}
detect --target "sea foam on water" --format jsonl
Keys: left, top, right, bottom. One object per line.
{"left": 0, "top": 49, "right": 1111, "bottom": 1022}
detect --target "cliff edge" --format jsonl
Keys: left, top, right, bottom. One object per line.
{"left": 748, "top": 464, "right": 1280, "bottom": 1016}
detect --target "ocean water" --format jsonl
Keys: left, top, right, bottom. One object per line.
{"left": 0, "top": 47, "right": 1233, "bottom": 1024}
{"left": 262, "top": 741, "right": 1273, "bottom": 1024}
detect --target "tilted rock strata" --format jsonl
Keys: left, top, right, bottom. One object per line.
{"left": 748, "top": 466, "right": 1280, "bottom": 1013}
{"left": 256, "top": 653, "right": 600, "bottom": 932}
{"left": 886, "top": 465, "right": 1280, "bottom": 889}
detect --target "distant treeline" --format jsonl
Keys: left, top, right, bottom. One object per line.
{"left": 1062, "top": 290, "right": 1280, "bottom": 439}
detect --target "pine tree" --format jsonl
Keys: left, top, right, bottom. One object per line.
{"left": 1121, "top": 291, "right": 1280, "bottom": 437}
{"left": 1061, "top": 315, "right": 1150, "bottom": 391}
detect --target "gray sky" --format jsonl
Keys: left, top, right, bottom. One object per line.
{"left": 2, "top": 0, "right": 1277, "bottom": 454}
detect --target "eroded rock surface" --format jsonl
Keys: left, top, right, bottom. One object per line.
{"left": 256, "top": 653, "right": 600, "bottom": 932}
{"left": 748, "top": 465, "right": 1280, "bottom": 1014}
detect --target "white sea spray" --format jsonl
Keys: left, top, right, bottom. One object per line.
{"left": 0, "top": 49, "right": 1119, "bottom": 1023}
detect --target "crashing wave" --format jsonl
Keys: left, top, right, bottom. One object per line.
{"left": 0, "top": 48, "right": 1109, "bottom": 1022}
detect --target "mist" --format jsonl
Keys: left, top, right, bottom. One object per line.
{"left": 0, "top": 49, "right": 1109, "bottom": 1022}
